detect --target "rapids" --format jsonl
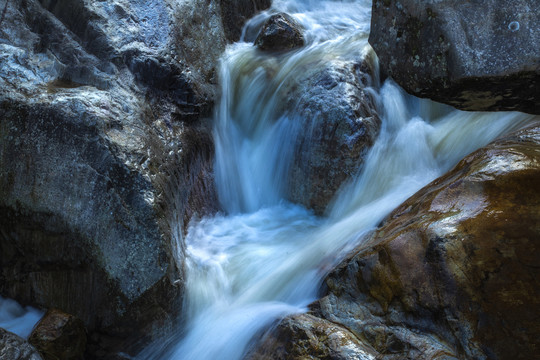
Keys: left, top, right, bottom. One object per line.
{"left": 144, "top": 0, "right": 538, "bottom": 359}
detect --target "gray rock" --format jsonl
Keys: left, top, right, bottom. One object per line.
{"left": 0, "top": 328, "right": 43, "bottom": 360}
{"left": 255, "top": 13, "right": 305, "bottom": 52}
{"left": 369, "top": 0, "right": 540, "bottom": 114}
{"left": 287, "top": 55, "right": 381, "bottom": 214}
{"left": 0, "top": 0, "right": 268, "bottom": 357}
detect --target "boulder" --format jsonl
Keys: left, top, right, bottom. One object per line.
{"left": 0, "top": 328, "right": 43, "bottom": 360}
{"left": 28, "top": 309, "right": 86, "bottom": 360}
{"left": 252, "top": 125, "right": 540, "bottom": 359}
{"left": 255, "top": 13, "right": 305, "bottom": 52}
{"left": 0, "top": 0, "right": 268, "bottom": 357}
{"left": 369, "top": 0, "right": 540, "bottom": 114}
{"left": 288, "top": 55, "right": 381, "bottom": 214}
{"left": 221, "top": 0, "right": 272, "bottom": 42}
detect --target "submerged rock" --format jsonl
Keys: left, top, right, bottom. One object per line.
{"left": 0, "top": 0, "right": 268, "bottom": 357}
{"left": 288, "top": 54, "right": 381, "bottom": 214}
{"left": 0, "top": 328, "right": 43, "bottom": 360}
{"left": 28, "top": 309, "right": 86, "bottom": 360}
{"left": 369, "top": 0, "right": 540, "bottom": 114}
{"left": 255, "top": 13, "right": 305, "bottom": 52}
{"left": 252, "top": 124, "right": 540, "bottom": 358}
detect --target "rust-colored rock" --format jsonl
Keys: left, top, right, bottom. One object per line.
{"left": 252, "top": 125, "right": 540, "bottom": 359}
{"left": 29, "top": 309, "right": 86, "bottom": 360}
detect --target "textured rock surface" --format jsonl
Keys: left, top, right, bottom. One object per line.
{"left": 369, "top": 0, "right": 540, "bottom": 114}
{"left": 255, "top": 13, "right": 305, "bottom": 52}
{"left": 0, "top": 328, "right": 43, "bottom": 360}
{"left": 288, "top": 55, "right": 381, "bottom": 214}
{"left": 28, "top": 309, "right": 86, "bottom": 360}
{"left": 253, "top": 124, "right": 540, "bottom": 359}
{"left": 0, "top": 0, "right": 268, "bottom": 357}
{"left": 246, "top": 314, "right": 377, "bottom": 360}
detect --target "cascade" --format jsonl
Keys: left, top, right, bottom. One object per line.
{"left": 144, "top": 1, "right": 537, "bottom": 359}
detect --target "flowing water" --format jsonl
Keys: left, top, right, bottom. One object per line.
{"left": 147, "top": 0, "right": 538, "bottom": 359}
{"left": 0, "top": 296, "right": 43, "bottom": 338}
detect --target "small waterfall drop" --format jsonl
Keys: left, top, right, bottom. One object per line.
{"left": 150, "top": 1, "right": 538, "bottom": 359}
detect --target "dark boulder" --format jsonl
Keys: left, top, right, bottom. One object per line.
{"left": 255, "top": 13, "right": 305, "bottom": 52}
{"left": 287, "top": 55, "right": 381, "bottom": 214}
{"left": 369, "top": 0, "right": 540, "bottom": 114}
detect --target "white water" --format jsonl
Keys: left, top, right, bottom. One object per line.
{"left": 148, "top": 1, "right": 538, "bottom": 359}
{"left": 0, "top": 296, "right": 43, "bottom": 338}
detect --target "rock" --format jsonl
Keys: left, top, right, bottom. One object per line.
{"left": 246, "top": 313, "right": 377, "bottom": 360}
{"left": 253, "top": 125, "right": 540, "bottom": 359}
{"left": 255, "top": 13, "right": 305, "bottom": 52}
{"left": 0, "top": 328, "right": 43, "bottom": 360}
{"left": 221, "top": 0, "right": 272, "bottom": 42}
{"left": 288, "top": 55, "right": 381, "bottom": 214}
{"left": 369, "top": 0, "right": 540, "bottom": 114}
{"left": 28, "top": 309, "right": 86, "bottom": 360}
{"left": 0, "top": 0, "right": 270, "bottom": 357}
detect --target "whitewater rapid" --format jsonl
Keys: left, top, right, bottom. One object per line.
{"left": 144, "top": 1, "right": 538, "bottom": 359}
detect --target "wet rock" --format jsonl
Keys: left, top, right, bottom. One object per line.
{"left": 288, "top": 55, "right": 381, "bottom": 214}
{"left": 255, "top": 13, "right": 305, "bottom": 52}
{"left": 0, "top": 328, "right": 43, "bottom": 360}
{"left": 28, "top": 309, "right": 86, "bottom": 360}
{"left": 253, "top": 124, "right": 540, "bottom": 359}
{"left": 0, "top": 0, "right": 263, "bottom": 357}
{"left": 246, "top": 313, "right": 377, "bottom": 360}
{"left": 369, "top": 0, "right": 540, "bottom": 114}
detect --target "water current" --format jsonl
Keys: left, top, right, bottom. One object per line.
{"left": 147, "top": 0, "right": 538, "bottom": 359}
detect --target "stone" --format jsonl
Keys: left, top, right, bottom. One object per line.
{"left": 252, "top": 125, "right": 540, "bottom": 359}
{"left": 221, "top": 0, "right": 272, "bottom": 42}
{"left": 0, "top": 328, "right": 43, "bottom": 360}
{"left": 255, "top": 13, "right": 305, "bottom": 52}
{"left": 369, "top": 0, "right": 540, "bottom": 114}
{"left": 0, "top": 0, "right": 270, "bottom": 357}
{"left": 246, "top": 313, "right": 377, "bottom": 360}
{"left": 28, "top": 309, "right": 86, "bottom": 360}
{"left": 287, "top": 55, "right": 381, "bottom": 214}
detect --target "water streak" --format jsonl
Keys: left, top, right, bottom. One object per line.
{"left": 153, "top": 1, "right": 538, "bottom": 359}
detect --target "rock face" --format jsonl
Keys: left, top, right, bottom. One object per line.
{"left": 369, "top": 0, "right": 540, "bottom": 114}
{"left": 0, "top": 0, "right": 268, "bottom": 357}
{"left": 288, "top": 55, "right": 381, "bottom": 214}
{"left": 252, "top": 125, "right": 540, "bottom": 359}
{"left": 0, "top": 328, "right": 43, "bottom": 360}
{"left": 255, "top": 13, "right": 305, "bottom": 52}
{"left": 28, "top": 309, "right": 86, "bottom": 360}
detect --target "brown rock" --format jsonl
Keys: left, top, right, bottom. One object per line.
{"left": 251, "top": 125, "right": 540, "bottom": 359}
{"left": 28, "top": 309, "right": 86, "bottom": 360}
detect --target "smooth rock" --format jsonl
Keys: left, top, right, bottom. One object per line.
{"left": 369, "top": 0, "right": 540, "bottom": 114}
{"left": 288, "top": 55, "right": 381, "bottom": 214}
{"left": 253, "top": 124, "right": 540, "bottom": 359}
{"left": 0, "top": 328, "right": 43, "bottom": 360}
{"left": 255, "top": 13, "right": 305, "bottom": 52}
{"left": 28, "top": 309, "right": 86, "bottom": 360}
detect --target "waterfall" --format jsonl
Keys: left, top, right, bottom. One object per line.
{"left": 146, "top": 1, "right": 538, "bottom": 359}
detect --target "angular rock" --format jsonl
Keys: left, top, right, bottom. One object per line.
{"left": 28, "top": 309, "right": 86, "bottom": 360}
{"left": 288, "top": 55, "right": 381, "bottom": 214}
{"left": 369, "top": 0, "right": 540, "bottom": 114}
{"left": 0, "top": 328, "right": 43, "bottom": 360}
{"left": 255, "top": 13, "right": 305, "bottom": 52}
{"left": 0, "top": 0, "right": 270, "bottom": 357}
